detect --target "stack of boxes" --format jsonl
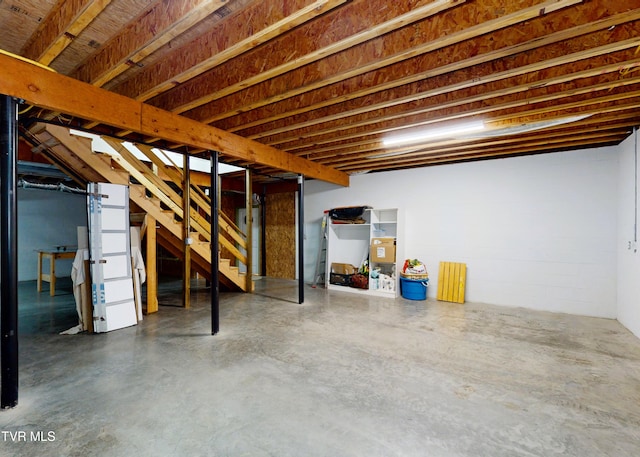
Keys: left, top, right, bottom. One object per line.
{"left": 369, "top": 237, "right": 396, "bottom": 291}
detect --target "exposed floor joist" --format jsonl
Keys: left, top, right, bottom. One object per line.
{"left": 2, "top": 0, "right": 639, "bottom": 180}
{"left": 0, "top": 53, "right": 349, "bottom": 186}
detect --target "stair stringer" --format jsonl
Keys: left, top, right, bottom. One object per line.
{"left": 33, "top": 123, "right": 249, "bottom": 291}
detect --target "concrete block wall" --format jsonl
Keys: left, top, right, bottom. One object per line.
{"left": 18, "top": 188, "right": 87, "bottom": 282}
{"left": 617, "top": 131, "right": 640, "bottom": 338}
{"left": 305, "top": 145, "right": 620, "bottom": 321}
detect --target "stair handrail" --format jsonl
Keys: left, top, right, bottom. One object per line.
{"left": 141, "top": 144, "right": 248, "bottom": 249}
{"left": 108, "top": 139, "right": 248, "bottom": 266}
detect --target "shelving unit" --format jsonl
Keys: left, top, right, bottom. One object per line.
{"left": 325, "top": 208, "right": 399, "bottom": 298}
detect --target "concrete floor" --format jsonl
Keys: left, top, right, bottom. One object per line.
{"left": 2, "top": 277, "right": 640, "bottom": 456}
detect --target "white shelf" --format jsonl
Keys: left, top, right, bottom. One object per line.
{"left": 328, "top": 283, "right": 396, "bottom": 298}
{"left": 326, "top": 208, "right": 399, "bottom": 298}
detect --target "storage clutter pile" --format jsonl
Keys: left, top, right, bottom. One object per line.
{"left": 328, "top": 205, "right": 370, "bottom": 224}
{"left": 401, "top": 259, "right": 428, "bottom": 277}
{"left": 400, "top": 259, "right": 429, "bottom": 300}
{"left": 326, "top": 205, "right": 397, "bottom": 293}
{"left": 327, "top": 205, "right": 373, "bottom": 290}
{"left": 369, "top": 266, "right": 395, "bottom": 292}
{"left": 329, "top": 262, "right": 369, "bottom": 289}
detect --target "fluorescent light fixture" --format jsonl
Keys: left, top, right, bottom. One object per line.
{"left": 382, "top": 120, "right": 485, "bottom": 147}
{"left": 373, "top": 115, "right": 593, "bottom": 159}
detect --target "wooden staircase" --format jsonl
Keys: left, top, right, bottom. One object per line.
{"left": 28, "top": 123, "right": 252, "bottom": 292}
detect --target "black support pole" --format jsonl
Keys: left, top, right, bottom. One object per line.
{"left": 1, "top": 95, "right": 19, "bottom": 409}
{"left": 260, "top": 185, "right": 267, "bottom": 277}
{"left": 297, "top": 175, "right": 304, "bottom": 304}
{"left": 183, "top": 154, "right": 191, "bottom": 309}
{"left": 210, "top": 151, "right": 220, "bottom": 335}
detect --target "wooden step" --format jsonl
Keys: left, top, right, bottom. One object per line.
{"left": 33, "top": 123, "right": 252, "bottom": 292}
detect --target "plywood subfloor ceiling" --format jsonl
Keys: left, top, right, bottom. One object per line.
{"left": 2, "top": 0, "right": 639, "bottom": 182}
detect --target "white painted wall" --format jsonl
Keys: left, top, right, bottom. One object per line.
{"left": 617, "top": 130, "right": 640, "bottom": 338}
{"left": 18, "top": 188, "right": 87, "bottom": 281}
{"left": 306, "top": 146, "right": 619, "bottom": 318}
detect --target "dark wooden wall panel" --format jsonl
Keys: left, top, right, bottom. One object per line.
{"left": 266, "top": 192, "right": 295, "bottom": 279}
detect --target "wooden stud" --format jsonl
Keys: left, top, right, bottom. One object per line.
{"left": 145, "top": 214, "right": 158, "bottom": 314}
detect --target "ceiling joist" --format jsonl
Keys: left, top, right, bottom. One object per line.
{"left": 2, "top": 0, "right": 639, "bottom": 180}
{"left": 22, "top": 0, "right": 113, "bottom": 66}
{"left": 0, "top": 53, "right": 349, "bottom": 186}
{"left": 186, "top": 0, "right": 584, "bottom": 127}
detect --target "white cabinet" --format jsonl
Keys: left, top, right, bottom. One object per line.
{"left": 326, "top": 208, "right": 399, "bottom": 297}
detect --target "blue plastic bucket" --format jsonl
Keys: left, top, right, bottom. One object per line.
{"left": 400, "top": 277, "right": 428, "bottom": 300}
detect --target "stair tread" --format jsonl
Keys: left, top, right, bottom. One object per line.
{"left": 36, "top": 125, "right": 251, "bottom": 292}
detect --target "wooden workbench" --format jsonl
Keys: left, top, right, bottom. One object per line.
{"left": 37, "top": 250, "right": 76, "bottom": 296}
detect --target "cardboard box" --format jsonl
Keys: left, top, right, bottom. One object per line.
{"left": 330, "top": 263, "right": 358, "bottom": 286}
{"left": 370, "top": 237, "right": 396, "bottom": 263}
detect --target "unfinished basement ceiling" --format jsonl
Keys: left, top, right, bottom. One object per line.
{"left": 1, "top": 0, "right": 639, "bottom": 180}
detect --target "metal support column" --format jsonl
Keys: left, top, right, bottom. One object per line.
{"left": 260, "top": 185, "right": 267, "bottom": 277}
{"left": 297, "top": 175, "right": 304, "bottom": 304}
{"left": 1, "top": 95, "right": 19, "bottom": 409}
{"left": 210, "top": 151, "right": 219, "bottom": 335}
{"left": 183, "top": 154, "right": 191, "bottom": 308}
{"left": 245, "top": 168, "right": 252, "bottom": 292}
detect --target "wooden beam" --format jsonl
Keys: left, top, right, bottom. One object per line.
{"left": 255, "top": 40, "right": 640, "bottom": 142}
{"left": 291, "top": 52, "right": 640, "bottom": 159}
{"left": 390, "top": 130, "right": 629, "bottom": 166}
{"left": 328, "top": 112, "right": 639, "bottom": 172}
{"left": 273, "top": 72, "right": 640, "bottom": 152}
{"left": 23, "top": 125, "right": 104, "bottom": 183}
{"left": 0, "top": 52, "right": 349, "bottom": 186}
{"left": 151, "top": 0, "right": 466, "bottom": 114}
{"left": 218, "top": 9, "right": 640, "bottom": 134}
{"left": 22, "top": 0, "right": 112, "bottom": 66}
{"left": 71, "top": 0, "right": 229, "bottom": 87}
{"left": 111, "top": 0, "right": 350, "bottom": 102}
{"left": 187, "top": 0, "right": 582, "bottom": 125}
{"left": 337, "top": 132, "right": 628, "bottom": 173}
{"left": 329, "top": 116, "right": 638, "bottom": 168}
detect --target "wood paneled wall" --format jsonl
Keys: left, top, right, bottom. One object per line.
{"left": 265, "top": 192, "right": 295, "bottom": 279}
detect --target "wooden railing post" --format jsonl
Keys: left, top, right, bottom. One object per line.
{"left": 145, "top": 214, "right": 158, "bottom": 314}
